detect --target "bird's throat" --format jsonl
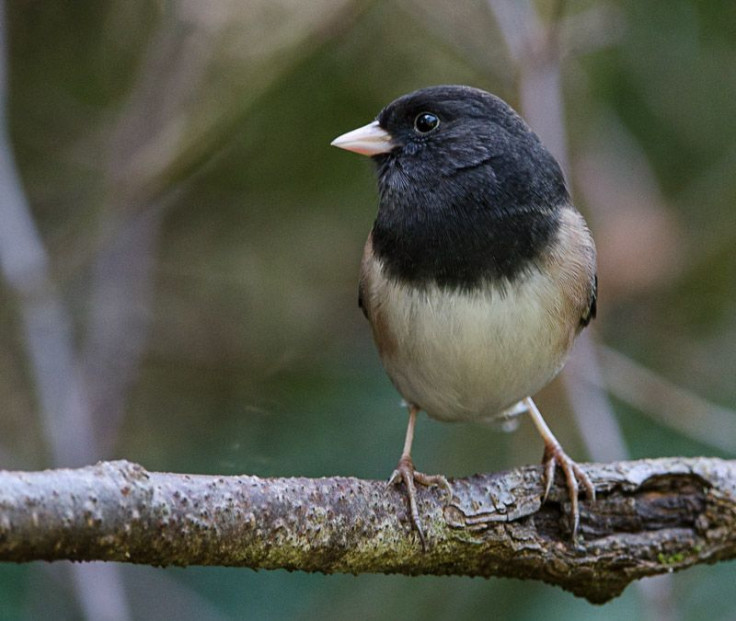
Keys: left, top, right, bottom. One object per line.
{"left": 371, "top": 199, "right": 561, "bottom": 291}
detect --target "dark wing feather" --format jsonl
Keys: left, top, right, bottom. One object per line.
{"left": 580, "top": 274, "right": 597, "bottom": 327}
{"left": 358, "top": 285, "right": 368, "bottom": 319}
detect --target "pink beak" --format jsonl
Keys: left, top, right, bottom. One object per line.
{"left": 330, "top": 120, "right": 395, "bottom": 156}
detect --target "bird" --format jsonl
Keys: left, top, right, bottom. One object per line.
{"left": 330, "top": 85, "right": 597, "bottom": 545}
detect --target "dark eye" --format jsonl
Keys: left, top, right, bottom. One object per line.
{"left": 414, "top": 112, "right": 440, "bottom": 134}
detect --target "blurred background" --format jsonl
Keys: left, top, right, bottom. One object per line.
{"left": 0, "top": 0, "right": 735, "bottom": 619}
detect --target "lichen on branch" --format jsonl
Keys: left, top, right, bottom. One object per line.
{"left": 0, "top": 457, "right": 734, "bottom": 604}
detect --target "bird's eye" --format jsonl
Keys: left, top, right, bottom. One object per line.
{"left": 414, "top": 112, "right": 440, "bottom": 134}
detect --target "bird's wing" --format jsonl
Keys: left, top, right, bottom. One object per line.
{"left": 580, "top": 274, "right": 597, "bottom": 327}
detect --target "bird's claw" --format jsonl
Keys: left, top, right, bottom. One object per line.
{"left": 387, "top": 456, "right": 452, "bottom": 548}
{"left": 542, "top": 440, "right": 595, "bottom": 538}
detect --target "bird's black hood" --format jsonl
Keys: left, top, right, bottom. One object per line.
{"left": 369, "top": 85, "right": 569, "bottom": 291}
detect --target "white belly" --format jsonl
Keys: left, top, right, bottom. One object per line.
{"left": 367, "top": 269, "right": 576, "bottom": 422}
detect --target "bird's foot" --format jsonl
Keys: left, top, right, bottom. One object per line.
{"left": 541, "top": 439, "right": 596, "bottom": 538}
{"left": 387, "top": 455, "right": 452, "bottom": 548}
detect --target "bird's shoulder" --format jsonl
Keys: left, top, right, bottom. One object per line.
{"left": 358, "top": 232, "right": 375, "bottom": 320}
{"left": 541, "top": 205, "right": 597, "bottom": 329}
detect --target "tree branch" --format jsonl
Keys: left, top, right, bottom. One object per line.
{"left": 1, "top": 457, "right": 734, "bottom": 604}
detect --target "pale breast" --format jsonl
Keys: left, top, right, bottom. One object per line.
{"left": 360, "top": 206, "right": 595, "bottom": 423}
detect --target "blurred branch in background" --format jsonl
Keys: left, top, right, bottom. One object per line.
{"left": 593, "top": 346, "right": 736, "bottom": 455}
{"left": 0, "top": 0, "right": 97, "bottom": 466}
{"left": 0, "top": 1, "right": 131, "bottom": 619}
{"left": 82, "top": 207, "right": 165, "bottom": 455}
{"left": 79, "top": 1, "right": 220, "bottom": 454}
{"left": 0, "top": 3, "right": 138, "bottom": 619}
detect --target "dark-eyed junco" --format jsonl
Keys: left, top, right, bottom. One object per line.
{"left": 331, "top": 85, "right": 597, "bottom": 544}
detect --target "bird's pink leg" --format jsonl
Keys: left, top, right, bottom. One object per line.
{"left": 388, "top": 404, "right": 452, "bottom": 547}
{"left": 524, "top": 397, "right": 595, "bottom": 538}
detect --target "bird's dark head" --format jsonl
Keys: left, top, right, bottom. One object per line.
{"left": 332, "top": 85, "right": 569, "bottom": 214}
{"left": 331, "top": 85, "right": 571, "bottom": 287}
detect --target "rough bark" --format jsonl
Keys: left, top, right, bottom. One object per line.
{"left": 0, "top": 458, "right": 733, "bottom": 604}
